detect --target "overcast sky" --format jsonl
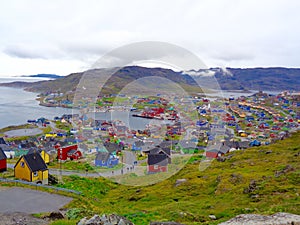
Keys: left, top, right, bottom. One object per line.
{"left": 0, "top": 0, "right": 299, "bottom": 76}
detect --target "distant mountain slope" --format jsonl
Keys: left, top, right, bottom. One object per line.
{"left": 1, "top": 66, "right": 203, "bottom": 95}
{"left": 22, "top": 74, "right": 62, "bottom": 79}
{"left": 186, "top": 67, "right": 300, "bottom": 91}
{"left": 1, "top": 66, "right": 299, "bottom": 93}
{"left": 221, "top": 67, "right": 300, "bottom": 91}
{"left": 24, "top": 72, "right": 83, "bottom": 93}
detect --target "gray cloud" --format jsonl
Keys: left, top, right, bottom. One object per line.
{"left": 0, "top": 0, "right": 300, "bottom": 76}
{"left": 212, "top": 51, "right": 255, "bottom": 62}
{"left": 4, "top": 44, "right": 64, "bottom": 59}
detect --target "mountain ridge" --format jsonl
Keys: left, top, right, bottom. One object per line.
{"left": 0, "top": 66, "right": 299, "bottom": 93}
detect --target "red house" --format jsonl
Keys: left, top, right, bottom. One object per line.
{"left": 205, "top": 150, "right": 224, "bottom": 158}
{"left": 67, "top": 149, "right": 82, "bottom": 160}
{"left": 56, "top": 144, "right": 82, "bottom": 161}
{"left": 0, "top": 148, "right": 7, "bottom": 172}
{"left": 147, "top": 154, "right": 168, "bottom": 173}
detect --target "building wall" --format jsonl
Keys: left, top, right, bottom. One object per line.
{"left": 95, "top": 160, "right": 108, "bottom": 167}
{"left": 206, "top": 151, "right": 218, "bottom": 158}
{"left": 0, "top": 159, "right": 6, "bottom": 172}
{"left": 41, "top": 151, "right": 50, "bottom": 164}
{"left": 147, "top": 165, "right": 168, "bottom": 173}
{"left": 31, "top": 170, "right": 48, "bottom": 184}
{"left": 14, "top": 157, "right": 31, "bottom": 182}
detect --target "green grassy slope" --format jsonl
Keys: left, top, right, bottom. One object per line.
{"left": 54, "top": 132, "right": 299, "bottom": 224}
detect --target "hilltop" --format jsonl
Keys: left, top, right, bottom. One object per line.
{"left": 48, "top": 131, "right": 300, "bottom": 225}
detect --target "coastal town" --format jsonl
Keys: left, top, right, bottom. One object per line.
{"left": 0, "top": 90, "right": 299, "bottom": 186}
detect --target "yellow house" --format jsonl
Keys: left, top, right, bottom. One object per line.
{"left": 45, "top": 133, "right": 57, "bottom": 138}
{"left": 14, "top": 153, "right": 48, "bottom": 185}
{"left": 240, "top": 132, "right": 248, "bottom": 137}
{"left": 40, "top": 150, "right": 50, "bottom": 164}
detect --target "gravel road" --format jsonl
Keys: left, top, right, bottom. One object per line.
{"left": 0, "top": 187, "right": 72, "bottom": 213}
{"left": 4, "top": 128, "right": 42, "bottom": 137}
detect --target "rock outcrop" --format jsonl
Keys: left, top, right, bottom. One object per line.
{"left": 77, "top": 214, "right": 133, "bottom": 225}
{"left": 218, "top": 212, "right": 300, "bottom": 225}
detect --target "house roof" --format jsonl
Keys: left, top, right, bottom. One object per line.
{"left": 157, "top": 140, "right": 178, "bottom": 148}
{"left": 104, "top": 142, "right": 122, "bottom": 153}
{"left": 67, "top": 149, "right": 81, "bottom": 156}
{"left": 206, "top": 143, "right": 230, "bottom": 154}
{"left": 0, "top": 137, "right": 7, "bottom": 145}
{"left": 134, "top": 141, "right": 145, "bottom": 147}
{"left": 95, "top": 152, "right": 110, "bottom": 162}
{"left": 178, "top": 140, "right": 196, "bottom": 149}
{"left": 144, "top": 147, "right": 171, "bottom": 157}
{"left": 21, "top": 153, "right": 48, "bottom": 172}
{"left": 19, "top": 141, "right": 36, "bottom": 149}
{"left": 0, "top": 148, "right": 7, "bottom": 160}
{"left": 239, "top": 141, "right": 250, "bottom": 149}
{"left": 27, "top": 148, "right": 42, "bottom": 155}
{"left": 206, "top": 149, "right": 221, "bottom": 154}
{"left": 147, "top": 154, "right": 168, "bottom": 166}
{"left": 0, "top": 144, "right": 11, "bottom": 151}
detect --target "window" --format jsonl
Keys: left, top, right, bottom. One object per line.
{"left": 33, "top": 171, "right": 38, "bottom": 177}
{"left": 154, "top": 165, "right": 158, "bottom": 169}
{"left": 20, "top": 162, "right": 25, "bottom": 168}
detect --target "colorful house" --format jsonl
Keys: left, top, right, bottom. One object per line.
{"left": 250, "top": 140, "right": 261, "bottom": 147}
{"left": 95, "top": 152, "right": 119, "bottom": 168}
{"left": 132, "top": 141, "right": 144, "bottom": 151}
{"left": 56, "top": 144, "right": 82, "bottom": 161}
{"left": 0, "top": 148, "right": 7, "bottom": 172}
{"left": 205, "top": 143, "right": 230, "bottom": 158}
{"left": 147, "top": 154, "right": 168, "bottom": 173}
{"left": 178, "top": 140, "right": 198, "bottom": 154}
{"left": 205, "top": 149, "right": 224, "bottom": 158}
{"left": 14, "top": 153, "right": 48, "bottom": 184}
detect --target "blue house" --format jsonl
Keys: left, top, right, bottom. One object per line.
{"left": 95, "top": 152, "right": 119, "bottom": 168}
{"left": 196, "top": 120, "right": 208, "bottom": 126}
{"left": 132, "top": 141, "right": 144, "bottom": 151}
{"left": 250, "top": 140, "right": 261, "bottom": 147}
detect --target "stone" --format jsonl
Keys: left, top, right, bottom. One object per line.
{"left": 275, "top": 165, "right": 294, "bottom": 177}
{"left": 78, "top": 214, "right": 133, "bottom": 225}
{"left": 150, "top": 222, "right": 185, "bottom": 225}
{"left": 218, "top": 212, "right": 300, "bottom": 225}
{"left": 175, "top": 179, "right": 187, "bottom": 187}
{"left": 209, "top": 214, "right": 217, "bottom": 220}
{"left": 77, "top": 217, "right": 88, "bottom": 225}
{"left": 243, "top": 180, "right": 258, "bottom": 194}
{"left": 118, "top": 218, "right": 126, "bottom": 225}
{"left": 109, "top": 214, "right": 119, "bottom": 224}
{"left": 86, "top": 214, "right": 102, "bottom": 225}
{"left": 48, "top": 211, "right": 64, "bottom": 220}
